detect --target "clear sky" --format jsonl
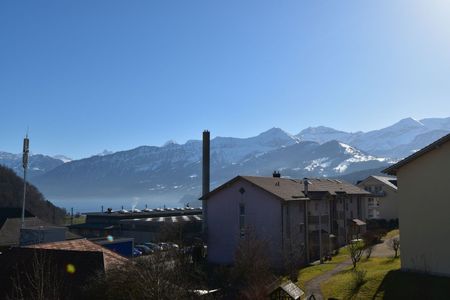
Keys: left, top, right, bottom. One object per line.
{"left": 1, "top": 0, "right": 450, "bottom": 159}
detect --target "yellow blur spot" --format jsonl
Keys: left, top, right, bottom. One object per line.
{"left": 66, "top": 264, "right": 76, "bottom": 274}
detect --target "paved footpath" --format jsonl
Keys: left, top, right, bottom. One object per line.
{"left": 304, "top": 259, "right": 352, "bottom": 300}
{"left": 304, "top": 235, "right": 399, "bottom": 299}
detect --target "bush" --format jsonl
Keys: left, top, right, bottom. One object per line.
{"left": 349, "top": 269, "right": 367, "bottom": 296}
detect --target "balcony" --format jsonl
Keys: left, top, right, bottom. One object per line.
{"left": 370, "top": 190, "right": 386, "bottom": 197}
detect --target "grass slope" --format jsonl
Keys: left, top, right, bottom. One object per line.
{"left": 297, "top": 247, "right": 349, "bottom": 288}
{"left": 321, "top": 257, "right": 450, "bottom": 299}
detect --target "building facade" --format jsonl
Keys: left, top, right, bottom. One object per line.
{"left": 201, "top": 175, "right": 369, "bottom": 267}
{"left": 384, "top": 133, "right": 450, "bottom": 277}
{"left": 357, "top": 175, "right": 398, "bottom": 220}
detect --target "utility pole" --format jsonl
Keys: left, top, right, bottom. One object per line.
{"left": 21, "top": 134, "right": 29, "bottom": 228}
{"left": 319, "top": 201, "right": 323, "bottom": 264}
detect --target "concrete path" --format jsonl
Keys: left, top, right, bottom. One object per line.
{"left": 371, "top": 235, "right": 399, "bottom": 257}
{"left": 305, "top": 259, "right": 352, "bottom": 300}
{"left": 304, "top": 235, "right": 399, "bottom": 299}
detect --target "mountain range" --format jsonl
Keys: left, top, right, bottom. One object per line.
{"left": 0, "top": 117, "right": 449, "bottom": 210}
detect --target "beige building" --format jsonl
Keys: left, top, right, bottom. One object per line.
{"left": 384, "top": 133, "right": 450, "bottom": 277}
{"left": 357, "top": 175, "right": 398, "bottom": 220}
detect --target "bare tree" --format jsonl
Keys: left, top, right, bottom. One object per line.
{"left": 389, "top": 238, "right": 400, "bottom": 258}
{"left": 84, "top": 251, "right": 210, "bottom": 300}
{"left": 9, "top": 250, "right": 68, "bottom": 300}
{"left": 361, "top": 231, "right": 378, "bottom": 260}
{"left": 283, "top": 237, "right": 306, "bottom": 282}
{"left": 348, "top": 241, "right": 364, "bottom": 269}
{"left": 231, "top": 229, "right": 273, "bottom": 299}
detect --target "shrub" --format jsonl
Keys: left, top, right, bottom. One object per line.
{"left": 348, "top": 269, "right": 367, "bottom": 296}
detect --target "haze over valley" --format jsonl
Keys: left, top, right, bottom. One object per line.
{"left": 1, "top": 117, "right": 448, "bottom": 212}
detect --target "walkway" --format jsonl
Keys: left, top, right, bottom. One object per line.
{"left": 304, "top": 259, "right": 352, "bottom": 300}
{"left": 304, "top": 234, "right": 399, "bottom": 299}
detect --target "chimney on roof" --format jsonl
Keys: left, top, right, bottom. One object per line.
{"left": 202, "top": 130, "right": 210, "bottom": 237}
{"left": 303, "top": 178, "right": 309, "bottom": 197}
{"left": 273, "top": 171, "right": 281, "bottom": 178}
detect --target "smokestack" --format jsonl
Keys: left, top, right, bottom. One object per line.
{"left": 202, "top": 130, "right": 210, "bottom": 236}
{"left": 303, "top": 177, "right": 309, "bottom": 197}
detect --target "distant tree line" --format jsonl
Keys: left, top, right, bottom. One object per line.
{"left": 0, "top": 165, "right": 65, "bottom": 224}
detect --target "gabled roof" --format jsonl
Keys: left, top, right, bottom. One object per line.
{"left": 384, "top": 133, "right": 450, "bottom": 175}
{"left": 200, "top": 175, "right": 369, "bottom": 201}
{"left": 358, "top": 175, "right": 398, "bottom": 190}
{"left": 26, "top": 238, "right": 127, "bottom": 270}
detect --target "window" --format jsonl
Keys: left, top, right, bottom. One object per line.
{"left": 315, "top": 202, "right": 319, "bottom": 211}
{"left": 239, "top": 203, "right": 245, "bottom": 237}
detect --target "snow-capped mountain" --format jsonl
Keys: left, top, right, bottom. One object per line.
{"left": 296, "top": 117, "right": 450, "bottom": 158}
{"left": 0, "top": 152, "right": 65, "bottom": 177}
{"left": 2, "top": 116, "right": 448, "bottom": 208}
{"left": 53, "top": 155, "right": 72, "bottom": 163}
{"left": 296, "top": 126, "right": 361, "bottom": 144}
{"left": 30, "top": 139, "right": 390, "bottom": 204}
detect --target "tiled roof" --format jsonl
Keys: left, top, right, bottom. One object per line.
{"left": 384, "top": 133, "right": 450, "bottom": 175}
{"left": 26, "top": 238, "right": 127, "bottom": 270}
{"left": 201, "top": 175, "right": 369, "bottom": 201}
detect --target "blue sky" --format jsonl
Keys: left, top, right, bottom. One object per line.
{"left": 1, "top": 0, "right": 450, "bottom": 159}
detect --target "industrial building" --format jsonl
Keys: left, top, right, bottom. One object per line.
{"left": 69, "top": 207, "right": 202, "bottom": 244}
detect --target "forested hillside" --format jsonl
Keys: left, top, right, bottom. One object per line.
{"left": 0, "top": 165, "right": 65, "bottom": 224}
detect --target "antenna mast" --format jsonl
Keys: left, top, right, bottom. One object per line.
{"left": 21, "top": 133, "right": 29, "bottom": 228}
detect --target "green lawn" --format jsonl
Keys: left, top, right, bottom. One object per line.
{"left": 321, "top": 257, "right": 450, "bottom": 299}
{"left": 297, "top": 247, "right": 349, "bottom": 288}
{"left": 64, "top": 214, "right": 86, "bottom": 225}
{"left": 384, "top": 229, "right": 399, "bottom": 239}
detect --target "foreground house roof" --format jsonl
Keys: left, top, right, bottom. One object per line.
{"left": 384, "top": 133, "right": 450, "bottom": 175}
{"left": 26, "top": 238, "right": 127, "bottom": 270}
{"left": 200, "top": 175, "right": 369, "bottom": 201}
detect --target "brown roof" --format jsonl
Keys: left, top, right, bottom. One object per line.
{"left": 200, "top": 175, "right": 369, "bottom": 201}
{"left": 26, "top": 238, "right": 127, "bottom": 270}
{"left": 383, "top": 133, "right": 450, "bottom": 175}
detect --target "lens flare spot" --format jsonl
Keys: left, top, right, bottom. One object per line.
{"left": 66, "top": 263, "right": 76, "bottom": 274}
{"left": 107, "top": 235, "right": 114, "bottom": 242}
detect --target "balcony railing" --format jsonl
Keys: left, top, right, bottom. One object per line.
{"left": 370, "top": 191, "right": 386, "bottom": 197}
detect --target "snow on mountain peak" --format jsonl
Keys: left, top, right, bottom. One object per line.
{"left": 52, "top": 155, "right": 72, "bottom": 163}
{"left": 392, "top": 117, "right": 424, "bottom": 129}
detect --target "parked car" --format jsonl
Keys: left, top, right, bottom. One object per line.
{"left": 135, "top": 245, "right": 153, "bottom": 255}
{"left": 144, "top": 242, "right": 163, "bottom": 251}
{"left": 166, "top": 242, "right": 179, "bottom": 250}
{"left": 132, "top": 247, "right": 143, "bottom": 257}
